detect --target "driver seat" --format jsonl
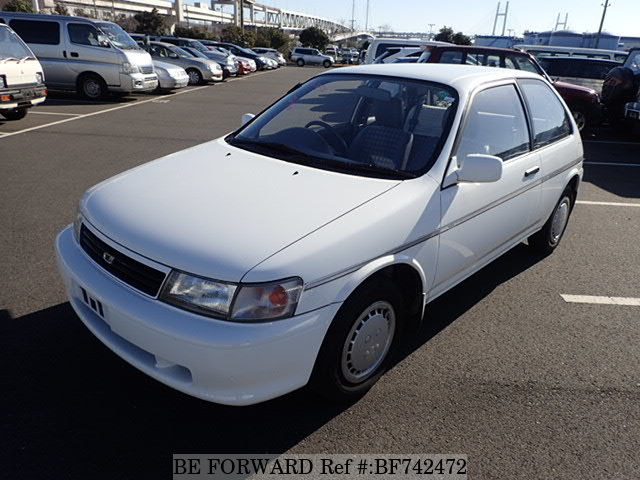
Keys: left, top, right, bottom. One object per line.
{"left": 347, "top": 98, "right": 414, "bottom": 170}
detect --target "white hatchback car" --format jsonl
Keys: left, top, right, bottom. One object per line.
{"left": 56, "top": 65, "right": 583, "bottom": 406}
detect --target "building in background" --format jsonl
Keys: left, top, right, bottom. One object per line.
{"left": 474, "top": 35, "right": 522, "bottom": 48}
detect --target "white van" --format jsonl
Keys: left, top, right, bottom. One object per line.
{"left": 364, "top": 38, "right": 451, "bottom": 64}
{"left": 514, "top": 44, "right": 628, "bottom": 63}
{"left": 0, "top": 23, "right": 46, "bottom": 120}
{"left": 0, "top": 12, "right": 157, "bottom": 99}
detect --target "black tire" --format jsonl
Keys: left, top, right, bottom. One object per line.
{"left": 528, "top": 188, "right": 575, "bottom": 255}
{"left": 296, "top": 58, "right": 305, "bottom": 67}
{"left": 77, "top": 73, "right": 107, "bottom": 100}
{"left": 569, "top": 105, "right": 589, "bottom": 133}
{"left": 310, "top": 281, "right": 404, "bottom": 403}
{"left": 323, "top": 60, "right": 332, "bottom": 68}
{"left": 1, "top": 108, "right": 28, "bottom": 120}
{"left": 186, "top": 68, "right": 203, "bottom": 85}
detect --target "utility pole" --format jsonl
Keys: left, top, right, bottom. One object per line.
{"left": 351, "top": 0, "right": 356, "bottom": 31}
{"left": 428, "top": 23, "right": 435, "bottom": 40}
{"left": 595, "top": 0, "right": 611, "bottom": 49}
{"left": 239, "top": 0, "right": 244, "bottom": 33}
{"left": 365, "top": 0, "right": 370, "bottom": 31}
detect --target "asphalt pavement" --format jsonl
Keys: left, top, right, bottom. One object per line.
{"left": 1, "top": 66, "right": 639, "bottom": 480}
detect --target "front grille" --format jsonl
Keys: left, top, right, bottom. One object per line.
{"left": 140, "top": 66, "right": 154, "bottom": 75}
{"left": 79, "top": 225, "right": 166, "bottom": 297}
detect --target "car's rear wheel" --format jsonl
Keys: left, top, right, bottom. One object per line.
{"left": 323, "top": 60, "right": 332, "bottom": 68}
{"left": 296, "top": 58, "right": 305, "bottom": 67}
{"left": 1, "top": 107, "right": 28, "bottom": 120}
{"left": 186, "top": 68, "right": 203, "bottom": 85}
{"left": 310, "top": 281, "right": 403, "bottom": 402}
{"left": 570, "top": 107, "right": 588, "bottom": 132}
{"left": 528, "top": 188, "right": 574, "bottom": 255}
{"left": 78, "top": 73, "right": 107, "bottom": 100}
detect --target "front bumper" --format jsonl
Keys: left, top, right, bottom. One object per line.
{"left": 55, "top": 226, "right": 338, "bottom": 406}
{"left": 202, "top": 69, "right": 223, "bottom": 82}
{"left": 158, "top": 74, "right": 189, "bottom": 90}
{"left": 624, "top": 101, "right": 640, "bottom": 121}
{"left": 0, "top": 83, "right": 46, "bottom": 110}
{"left": 114, "top": 73, "right": 158, "bottom": 93}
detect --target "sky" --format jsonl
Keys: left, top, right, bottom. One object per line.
{"left": 261, "top": 0, "right": 640, "bottom": 37}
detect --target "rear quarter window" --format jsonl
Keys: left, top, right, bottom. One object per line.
{"left": 9, "top": 19, "right": 60, "bottom": 45}
{"left": 518, "top": 79, "right": 571, "bottom": 148}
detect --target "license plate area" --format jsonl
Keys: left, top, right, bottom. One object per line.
{"left": 79, "top": 285, "right": 105, "bottom": 318}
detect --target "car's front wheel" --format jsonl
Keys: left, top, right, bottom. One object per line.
{"left": 296, "top": 58, "right": 305, "bottom": 67}
{"left": 310, "top": 282, "right": 403, "bottom": 402}
{"left": 323, "top": 60, "right": 332, "bottom": 68}
{"left": 78, "top": 73, "right": 107, "bottom": 100}
{"left": 528, "top": 188, "right": 574, "bottom": 255}
{"left": 570, "top": 106, "right": 589, "bottom": 133}
{"left": 186, "top": 68, "right": 203, "bottom": 85}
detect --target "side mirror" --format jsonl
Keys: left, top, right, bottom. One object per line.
{"left": 241, "top": 113, "right": 255, "bottom": 126}
{"left": 456, "top": 154, "right": 503, "bottom": 183}
{"left": 97, "top": 34, "right": 110, "bottom": 48}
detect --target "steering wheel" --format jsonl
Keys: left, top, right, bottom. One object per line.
{"left": 305, "top": 120, "right": 348, "bottom": 155}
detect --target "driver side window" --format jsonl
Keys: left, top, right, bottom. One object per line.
{"left": 68, "top": 23, "right": 106, "bottom": 48}
{"left": 456, "top": 85, "right": 530, "bottom": 162}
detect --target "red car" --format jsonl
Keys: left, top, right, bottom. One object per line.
{"left": 236, "top": 58, "right": 252, "bottom": 75}
{"left": 397, "top": 45, "right": 601, "bottom": 132}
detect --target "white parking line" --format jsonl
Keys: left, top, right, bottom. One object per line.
{"left": 561, "top": 294, "right": 640, "bottom": 306}
{"left": 584, "top": 161, "right": 640, "bottom": 167}
{"left": 0, "top": 85, "right": 211, "bottom": 140}
{"left": 576, "top": 200, "right": 640, "bottom": 207}
{"left": 30, "top": 111, "right": 81, "bottom": 117}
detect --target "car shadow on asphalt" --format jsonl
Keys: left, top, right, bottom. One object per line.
{"left": 0, "top": 244, "right": 546, "bottom": 479}
{"left": 44, "top": 90, "right": 139, "bottom": 106}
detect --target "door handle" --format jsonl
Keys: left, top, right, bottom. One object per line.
{"left": 70, "top": 52, "right": 79, "bottom": 58}
{"left": 62, "top": 50, "right": 67, "bottom": 58}
{"left": 524, "top": 166, "right": 540, "bottom": 177}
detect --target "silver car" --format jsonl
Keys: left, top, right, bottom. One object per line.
{"left": 251, "top": 47, "right": 286, "bottom": 66}
{"left": 152, "top": 60, "right": 188, "bottom": 91}
{"left": 140, "top": 41, "right": 222, "bottom": 85}
{"left": 291, "top": 47, "right": 334, "bottom": 68}
{"left": 180, "top": 46, "right": 237, "bottom": 78}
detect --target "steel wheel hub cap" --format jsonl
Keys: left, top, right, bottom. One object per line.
{"left": 572, "top": 111, "right": 586, "bottom": 131}
{"left": 188, "top": 71, "right": 199, "bottom": 83}
{"left": 341, "top": 301, "right": 396, "bottom": 384}
{"left": 551, "top": 198, "right": 570, "bottom": 243}
{"left": 85, "top": 80, "right": 100, "bottom": 97}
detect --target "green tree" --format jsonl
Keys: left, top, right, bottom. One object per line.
{"left": 220, "top": 25, "right": 255, "bottom": 47}
{"left": 452, "top": 32, "right": 472, "bottom": 45}
{"left": 299, "top": 26, "right": 329, "bottom": 50}
{"left": 434, "top": 26, "right": 455, "bottom": 43}
{"left": 2, "top": 0, "right": 35, "bottom": 13}
{"left": 435, "top": 26, "right": 473, "bottom": 46}
{"left": 133, "top": 8, "right": 166, "bottom": 35}
{"left": 255, "top": 27, "right": 290, "bottom": 52}
{"left": 53, "top": 2, "right": 69, "bottom": 15}
{"left": 174, "top": 25, "right": 214, "bottom": 40}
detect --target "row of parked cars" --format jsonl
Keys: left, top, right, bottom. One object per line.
{"left": 366, "top": 39, "right": 640, "bottom": 134}
{"left": 0, "top": 11, "right": 289, "bottom": 120}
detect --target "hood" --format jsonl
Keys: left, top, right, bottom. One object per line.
{"left": 553, "top": 80, "right": 597, "bottom": 95}
{"left": 81, "top": 139, "right": 399, "bottom": 282}
{"left": 122, "top": 48, "right": 154, "bottom": 70}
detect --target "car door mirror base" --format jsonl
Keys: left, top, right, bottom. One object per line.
{"left": 241, "top": 113, "right": 256, "bottom": 126}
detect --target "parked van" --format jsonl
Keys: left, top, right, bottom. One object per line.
{"left": 363, "top": 38, "right": 451, "bottom": 64}
{"left": 514, "top": 44, "right": 628, "bottom": 63}
{"left": 0, "top": 23, "right": 46, "bottom": 120}
{"left": 0, "top": 12, "right": 157, "bottom": 99}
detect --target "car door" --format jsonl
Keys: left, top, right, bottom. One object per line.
{"left": 517, "top": 78, "right": 578, "bottom": 222}
{"left": 65, "top": 22, "right": 121, "bottom": 87}
{"left": 431, "top": 82, "right": 542, "bottom": 297}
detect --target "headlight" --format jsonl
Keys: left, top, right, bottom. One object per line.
{"left": 160, "top": 271, "right": 237, "bottom": 317}
{"left": 259, "top": 56, "right": 268, "bottom": 63}
{"left": 160, "top": 272, "right": 303, "bottom": 321}
{"left": 121, "top": 62, "right": 140, "bottom": 74}
{"left": 35, "top": 72, "right": 44, "bottom": 84}
{"left": 231, "top": 277, "right": 303, "bottom": 321}
{"left": 73, "top": 210, "right": 84, "bottom": 243}
{"left": 209, "top": 63, "right": 221, "bottom": 72}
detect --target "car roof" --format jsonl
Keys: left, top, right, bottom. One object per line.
{"left": 326, "top": 64, "right": 542, "bottom": 90}
{"left": 538, "top": 56, "right": 620, "bottom": 64}
{"left": 147, "top": 41, "right": 178, "bottom": 48}
{"left": 432, "top": 45, "right": 525, "bottom": 54}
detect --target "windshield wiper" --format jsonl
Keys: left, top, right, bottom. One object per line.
{"left": 338, "top": 161, "right": 417, "bottom": 179}
{"left": 230, "top": 138, "right": 313, "bottom": 159}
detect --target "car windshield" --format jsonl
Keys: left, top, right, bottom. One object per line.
{"left": 229, "top": 74, "right": 458, "bottom": 179}
{"left": 171, "top": 46, "right": 195, "bottom": 58}
{"left": 96, "top": 22, "right": 139, "bottom": 50}
{"left": 0, "top": 26, "right": 34, "bottom": 59}
{"left": 627, "top": 51, "right": 640, "bottom": 74}
{"left": 186, "top": 40, "right": 209, "bottom": 52}
{"left": 185, "top": 48, "right": 208, "bottom": 59}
